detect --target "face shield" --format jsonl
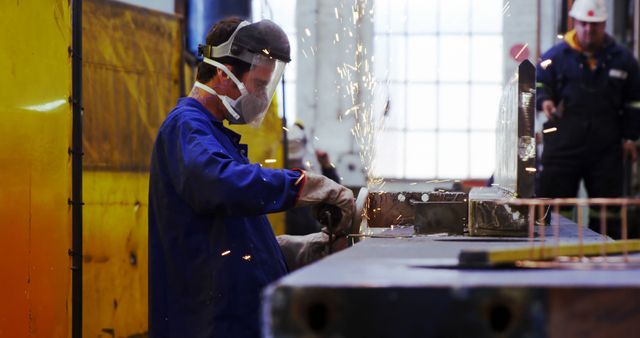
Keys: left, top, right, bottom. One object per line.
{"left": 195, "top": 20, "right": 290, "bottom": 128}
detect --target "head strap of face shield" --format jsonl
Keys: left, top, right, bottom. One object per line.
{"left": 200, "top": 57, "right": 247, "bottom": 95}
{"left": 197, "top": 21, "right": 256, "bottom": 64}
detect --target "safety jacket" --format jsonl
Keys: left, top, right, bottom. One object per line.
{"left": 536, "top": 30, "right": 640, "bottom": 162}
{"left": 148, "top": 97, "right": 301, "bottom": 338}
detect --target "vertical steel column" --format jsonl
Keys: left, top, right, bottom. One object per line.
{"left": 71, "top": 0, "right": 83, "bottom": 337}
{"left": 635, "top": 0, "right": 639, "bottom": 59}
{"left": 516, "top": 60, "right": 535, "bottom": 198}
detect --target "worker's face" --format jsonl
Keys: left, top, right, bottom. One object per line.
{"left": 241, "top": 61, "right": 275, "bottom": 100}
{"left": 574, "top": 20, "right": 606, "bottom": 51}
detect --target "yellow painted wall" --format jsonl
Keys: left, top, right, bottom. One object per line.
{"left": 0, "top": 1, "right": 72, "bottom": 337}
{"left": 82, "top": 1, "right": 181, "bottom": 336}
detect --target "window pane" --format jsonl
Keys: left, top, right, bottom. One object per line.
{"left": 470, "top": 84, "right": 502, "bottom": 130}
{"left": 439, "top": 35, "right": 470, "bottom": 82}
{"left": 408, "top": 36, "right": 437, "bottom": 82}
{"left": 407, "top": 0, "right": 437, "bottom": 33}
{"left": 407, "top": 84, "right": 436, "bottom": 130}
{"left": 388, "top": 0, "right": 407, "bottom": 33}
{"left": 375, "top": 130, "right": 405, "bottom": 178}
{"left": 438, "top": 84, "right": 469, "bottom": 131}
{"left": 270, "top": 0, "right": 296, "bottom": 33}
{"left": 406, "top": 131, "right": 436, "bottom": 178}
{"left": 471, "top": 0, "right": 503, "bottom": 33}
{"left": 469, "top": 131, "right": 495, "bottom": 179}
{"left": 384, "top": 84, "right": 406, "bottom": 129}
{"left": 471, "top": 35, "right": 502, "bottom": 82}
{"left": 439, "top": 0, "right": 470, "bottom": 33}
{"left": 374, "top": 0, "right": 391, "bottom": 33}
{"left": 374, "top": 35, "right": 389, "bottom": 80}
{"left": 437, "top": 132, "right": 468, "bottom": 179}
{"left": 389, "top": 36, "right": 407, "bottom": 81}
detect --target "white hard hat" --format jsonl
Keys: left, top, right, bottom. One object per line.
{"left": 569, "top": 0, "right": 607, "bottom": 22}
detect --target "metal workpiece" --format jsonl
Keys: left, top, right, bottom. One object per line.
{"left": 263, "top": 222, "right": 640, "bottom": 338}
{"left": 468, "top": 187, "right": 529, "bottom": 237}
{"left": 365, "top": 191, "right": 468, "bottom": 231}
{"left": 365, "top": 191, "right": 426, "bottom": 227}
{"left": 413, "top": 192, "right": 468, "bottom": 235}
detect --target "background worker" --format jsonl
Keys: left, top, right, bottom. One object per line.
{"left": 148, "top": 17, "right": 354, "bottom": 338}
{"left": 285, "top": 120, "right": 341, "bottom": 235}
{"left": 535, "top": 0, "right": 640, "bottom": 238}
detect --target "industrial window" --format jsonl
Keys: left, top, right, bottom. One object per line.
{"left": 252, "top": 0, "right": 297, "bottom": 123}
{"left": 374, "top": 0, "right": 503, "bottom": 180}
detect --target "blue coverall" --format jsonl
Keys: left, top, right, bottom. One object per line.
{"left": 536, "top": 33, "right": 640, "bottom": 200}
{"left": 148, "top": 97, "right": 302, "bottom": 338}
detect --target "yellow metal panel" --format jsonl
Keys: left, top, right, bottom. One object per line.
{"left": 0, "top": 1, "right": 71, "bottom": 337}
{"left": 83, "top": 171, "right": 149, "bottom": 337}
{"left": 82, "top": 0, "right": 181, "bottom": 336}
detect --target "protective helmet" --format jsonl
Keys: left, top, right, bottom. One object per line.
{"left": 196, "top": 20, "right": 291, "bottom": 127}
{"left": 569, "top": 0, "right": 607, "bottom": 22}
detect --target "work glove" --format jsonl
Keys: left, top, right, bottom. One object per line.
{"left": 277, "top": 232, "right": 331, "bottom": 271}
{"left": 294, "top": 171, "right": 355, "bottom": 235}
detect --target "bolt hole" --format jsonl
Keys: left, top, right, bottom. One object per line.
{"left": 307, "top": 302, "right": 329, "bottom": 333}
{"left": 489, "top": 303, "right": 512, "bottom": 333}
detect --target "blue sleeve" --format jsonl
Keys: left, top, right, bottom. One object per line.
{"left": 162, "top": 112, "right": 302, "bottom": 215}
{"left": 535, "top": 49, "right": 557, "bottom": 111}
{"left": 622, "top": 55, "right": 640, "bottom": 141}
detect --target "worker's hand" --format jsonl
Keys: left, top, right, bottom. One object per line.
{"left": 296, "top": 171, "right": 355, "bottom": 234}
{"left": 541, "top": 100, "right": 557, "bottom": 120}
{"left": 277, "top": 232, "right": 331, "bottom": 271}
{"left": 623, "top": 140, "right": 638, "bottom": 162}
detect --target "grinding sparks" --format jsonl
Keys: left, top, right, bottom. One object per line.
{"left": 540, "top": 59, "right": 552, "bottom": 69}
{"left": 525, "top": 167, "right": 537, "bottom": 172}
{"left": 557, "top": 34, "right": 564, "bottom": 39}
{"left": 305, "top": 28, "right": 311, "bottom": 37}
{"left": 543, "top": 127, "right": 558, "bottom": 134}
{"left": 264, "top": 159, "right": 277, "bottom": 164}
{"left": 221, "top": 250, "right": 231, "bottom": 256}
{"left": 282, "top": 127, "right": 289, "bottom": 132}
{"left": 514, "top": 43, "right": 528, "bottom": 60}
{"left": 242, "top": 255, "right": 251, "bottom": 261}
{"left": 502, "top": 1, "right": 511, "bottom": 15}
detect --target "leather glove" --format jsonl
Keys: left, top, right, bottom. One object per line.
{"left": 295, "top": 170, "right": 355, "bottom": 234}
{"left": 277, "top": 232, "right": 330, "bottom": 271}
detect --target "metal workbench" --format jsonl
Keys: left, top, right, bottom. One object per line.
{"left": 263, "top": 220, "right": 640, "bottom": 338}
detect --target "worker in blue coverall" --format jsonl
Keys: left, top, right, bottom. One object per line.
{"left": 148, "top": 17, "right": 355, "bottom": 338}
{"left": 536, "top": 0, "right": 640, "bottom": 238}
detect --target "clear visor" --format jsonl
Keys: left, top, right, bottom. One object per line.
{"left": 245, "top": 54, "right": 285, "bottom": 119}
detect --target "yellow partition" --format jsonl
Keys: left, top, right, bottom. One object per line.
{"left": 0, "top": 1, "right": 72, "bottom": 337}
{"left": 82, "top": 1, "right": 182, "bottom": 336}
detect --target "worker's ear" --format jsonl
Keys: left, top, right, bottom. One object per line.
{"left": 216, "top": 65, "right": 235, "bottom": 88}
